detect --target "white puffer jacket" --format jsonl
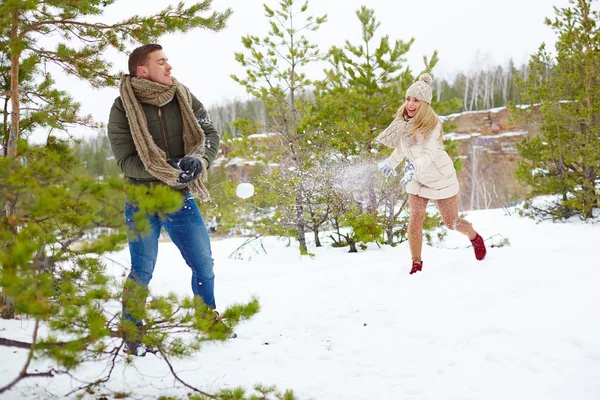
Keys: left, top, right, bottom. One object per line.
{"left": 377, "top": 116, "right": 459, "bottom": 200}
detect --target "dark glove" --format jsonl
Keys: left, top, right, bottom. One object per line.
{"left": 166, "top": 158, "right": 181, "bottom": 169}
{"left": 177, "top": 156, "right": 203, "bottom": 184}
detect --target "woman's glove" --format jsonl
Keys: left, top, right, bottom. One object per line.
{"left": 400, "top": 160, "right": 415, "bottom": 185}
{"left": 378, "top": 161, "right": 397, "bottom": 178}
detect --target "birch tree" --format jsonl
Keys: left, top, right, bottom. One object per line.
{"left": 463, "top": 74, "right": 470, "bottom": 111}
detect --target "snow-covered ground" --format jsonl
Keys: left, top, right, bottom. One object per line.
{"left": 1, "top": 207, "right": 599, "bottom": 400}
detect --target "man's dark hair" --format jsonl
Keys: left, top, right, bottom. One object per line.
{"left": 128, "top": 44, "right": 163, "bottom": 77}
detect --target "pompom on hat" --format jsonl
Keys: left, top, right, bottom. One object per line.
{"left": 406, "top": 73, "right": 433, "bottom": 104}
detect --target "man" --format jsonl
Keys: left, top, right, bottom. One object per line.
{"left": 107, "top": 44, "right": 220, "bottom": 356}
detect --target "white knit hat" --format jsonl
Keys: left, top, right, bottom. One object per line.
{"left": 406, "top": 73, "right": 433, "bottom": 104}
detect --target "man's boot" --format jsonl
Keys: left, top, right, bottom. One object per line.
{"left": 124, "top": 340, "right": 147, "bottom": 357}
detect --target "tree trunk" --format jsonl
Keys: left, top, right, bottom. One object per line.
{"left": 470, "top": 143, "right": 478, "bottom": 210}
{"left": 580, "top": 120, "right": 597, "bottom": 220}
{"left": 490, "top": 71, "right": 497, "bottom": 108}
{"left": 470, "top": 72, "right": 480, "bottom": 111}
{"left": 0, "top": 296, "right": 15, "bottom": 319}
{"left": 294, "top": 184, "right": 307, "bottom": 253}
{"left": 332, "top": 218, "right": 343, "bottom": 245}
{"left": 347, "top": 238, "right": 357, "bottom": 253}
{"left": 313, "top": 228, "right": 321, "bottom": 247}
{"left": 7, "top": 9, "right": 20, "bottom": 158}
{"left": 286, "top": 40, "right": 308, "bottom": 254}
{"left": 463, "top": 76, "right": 469, "bottom": 111}
{"left": 367, "top": 180, "right": 377, "bottom": 213}
{"left": 2, "top": 97, "right": 9, "bottom": 155}
{"left": 386, "top": 194, "right": 395, "bottom": 245}
{"left": 482, "top": 72, "right": 489, "bottom": 109}
{"left": 2, "top": 10, "right": 20, "bottom": 319}
{"left": 502, "top": 69, "right": 509, "bottom": 104}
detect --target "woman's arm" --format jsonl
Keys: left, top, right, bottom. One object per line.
{"left": 383, "top": 147, "right": 406, "bottom": 169}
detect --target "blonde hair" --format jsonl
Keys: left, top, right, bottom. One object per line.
{"left": 397, "top": 102, "right": 443, "bottom": 143}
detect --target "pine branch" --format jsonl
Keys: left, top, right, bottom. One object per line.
{"left": 29, "top": 46, "right": 118, "bottom": 86}
{"left": 55, "top": 230, "right": 86, "bottom": 258}
{"left": 0, "top": 319, "right": 40, "bottom": 394}
{"left": 393, "top": 197, "right": 409, "bottom": 219}
{"left": 159, "top": 348, "right": 218, "bottom": 399}
{"left": 63, "top": 346, "right": 121, "bottom": 397}
{"left": 0, "top": 369, "right": 60, "bottom": 394}
{"left": 0, "top": 337, "right": 33, "bottom": 349}
{"left": 60, "top": 25, "right": 106, "bottom": 45}
{"left": 0, "top": 331, "right": 121, "bottom": 350}
{"left": 22, "top": 17, "right": 141, "bottom": 36}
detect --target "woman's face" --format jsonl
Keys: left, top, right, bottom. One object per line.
{"left": 405, "top": 96, "right": 421, "bottom": 118}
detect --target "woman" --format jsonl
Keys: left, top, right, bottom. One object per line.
{"left": 377, "top": 73, "right": 486, "bottom": 275}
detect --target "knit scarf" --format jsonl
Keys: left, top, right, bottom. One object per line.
{"left": 119, "top": 75, "right": 210, "bottom": 201}
{"left": 376, "top": 116, "right": 415, "bottom": 149}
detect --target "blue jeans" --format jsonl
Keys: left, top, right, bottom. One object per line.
{"left": 123, "top": 192, "right": 215, "bottom": 325}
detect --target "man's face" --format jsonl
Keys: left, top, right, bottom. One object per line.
{"left": 137, "top": 50, "right": 173, "bottom": 86}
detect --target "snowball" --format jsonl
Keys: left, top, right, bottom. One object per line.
{"left": 236, "top": 182, "right": 255, "bottom": 199}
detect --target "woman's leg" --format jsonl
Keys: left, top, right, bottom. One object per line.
{"left": 437, "top": 195, "right": 487, "bottom": 260}
{"left": 408, "top": 194, "right": 430, "bottom": 262}
{"left": 436, "top": 195, "right": 477, "bottom": 239}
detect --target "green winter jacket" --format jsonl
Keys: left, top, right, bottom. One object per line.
{"left": 107, "top": 92, "right": 220, "bottom": 188}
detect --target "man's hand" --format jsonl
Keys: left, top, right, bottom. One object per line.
{"left": 166, "top": 158, "right": 181, "bottom": 169}
{"left": 378, "top": 161, "right": 397, "bottom": 178}
{"left": 167, "top": 156, "right": 203, "bottom": 184}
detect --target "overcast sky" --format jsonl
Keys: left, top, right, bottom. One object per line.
{"left": 40, "top": 0, "right": 575, "bottom": 142}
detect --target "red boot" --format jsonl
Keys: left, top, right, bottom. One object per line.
{"left": 409, "top": 260, "right": 423, "bottom": 275}
{"left": 470, "top": 233, "right": 487, "bottom": 261}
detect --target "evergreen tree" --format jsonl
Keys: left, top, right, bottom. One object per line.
{"left": 0, "top": 52, "right": 96, "bottom": 155}
{"left": 505, "top": 59, "right": 518, "bottom": 104}
{"left": 0, "top": 0, "right": 232, "bottom": 157}
{"left": 513, "top": 0, "right": 599, "bottom": 220}
{"left": 298, "top": 7, "right": 414, "bottom": 250}
{"left": 231, "top": 0, "right": 327, "bottom": 254}
{"left": 0, "top": 140, "right": 260, "bottom": 396}
{"left": 301, "top": 7, "right": 451, "bottom": 251}
{"left": 308, "top": 6, "right": 418, "bottom": 157}
{"left": 0, "top": 2, "right": 296, "bottom": 397}
{"left": 0, "top": 0, "right": 232, "bottom": 320}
